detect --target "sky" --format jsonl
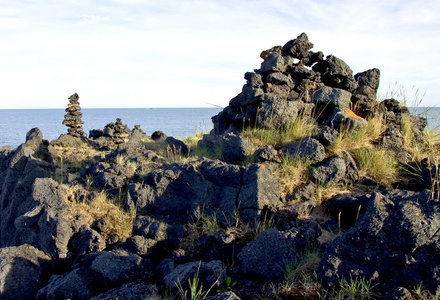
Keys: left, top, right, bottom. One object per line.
{"left": 1, "top": 0, "right": 439, "bottom": 109}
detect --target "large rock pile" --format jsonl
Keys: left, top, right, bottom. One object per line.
{"left": 62, "top": 93, "right": 86, "bottom": 138}
{"left": 212, "top": 33, "right": 379, "bottom": 135}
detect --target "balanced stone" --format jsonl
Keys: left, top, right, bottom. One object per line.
{"left": 62, "top": 93, "right": 86, "bottom": 138}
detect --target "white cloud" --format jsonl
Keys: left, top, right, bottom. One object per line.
{"left": 0, "top": 0, "right": 439, "bottom": 108}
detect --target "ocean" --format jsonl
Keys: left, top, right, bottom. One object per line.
{"left": 0, "top": 108, "right": 222, "bottom": 149}
{"left": 0, "top": 107, "right": 438, "bottom": 149}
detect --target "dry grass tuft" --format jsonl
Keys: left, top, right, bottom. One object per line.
{"left": 270, "top": 155, "right": 312, "bottom": 200}
{"left": 328, "top": 115, "right": 386, "bottom": 156}
{"left": 353, "top": 146, "right": 398, "bottom": 186}
{"left": 313, "top": 185, "right": 350, "bottom": 207}
{"left": 65, "top": 187, "right": 134, "bottom": 241}
{"left": 242, "top": 112, "right": 317, "bottom": 151}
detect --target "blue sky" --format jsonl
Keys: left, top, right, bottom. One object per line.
{"left": 1, "top": 0, "right": 439, "bottom": 108}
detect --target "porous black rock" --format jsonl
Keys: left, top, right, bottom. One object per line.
{"left": 0, "top": 245, "right": 51, "bottom": 300}
{"left": 316, "top": 190, "right": 440, "bottom": 296}
{"left": 280, "top": 137, "right": 325, "bottom": 164}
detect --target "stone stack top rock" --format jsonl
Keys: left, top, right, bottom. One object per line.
{"left": 62, "top": 93, "right": 86, "bottom": 138}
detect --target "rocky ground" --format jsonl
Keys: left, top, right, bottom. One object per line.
{"left": 0, "top": 33, "right": 439, "bottom": 300}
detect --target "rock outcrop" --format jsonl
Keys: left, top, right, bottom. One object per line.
{"left": 0, "top": 33, "right": 438, "bottom": 299}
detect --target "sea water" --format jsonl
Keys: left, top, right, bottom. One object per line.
{"left": 0, "top": 108, "right": 222, "bottom": 148}
{"left": 0, "top": 107, "right": 438, "bottom": 149}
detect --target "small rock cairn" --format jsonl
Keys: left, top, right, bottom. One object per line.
{"left": 104, "top": 118, "right": 130, "bottom": 144}
{"left": 62, "top": 93, "right": 86, "bottom": 138}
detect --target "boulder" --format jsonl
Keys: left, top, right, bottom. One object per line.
{"left": 352, "top": 68, "right": 381, "bottom": 116}
{"left": 132, "top": 215, "right": 185, "bottom": 256}
{"left": 127, "top": 159, "right": 281, "bottom": 226}
{"left": 282, "top": 32, "right": 314, "bottom": 62}
{"left": 261, "top": 52, "right": 290, "bottom": 74}
{"left": 198, "top": 134, "right": 222, "bottom": 155}
{"left": 0, "top": 244, "right": 51, "bottom": 300}
{"left": 254, "top": 145, "right": 280, "bottom": 164}
{"left": 94, "top": 169, "right": 126, "bottom": 192}
{"left": 2, "top": 173, "right": 73, "bottom": 259}
{"left": 116, "top": 235, "right": 157, "bottom": 257}
{"left": 340, "top": 151, "right": 359, "bottom": 184}
{"left": 126, "top": 125, "right": 148, "bottom": 146}
{"left": 25, "top": 127, "right": 44, "bottom": 150}
{"left": 71, "top": 225, "right": 106, "bottom": 258}
{"left": 327, "top": 108, "right": 368, "bottom": 131}
{"left": 312, "top": 55, "right": 357, "bottom": 92}
{"left": 317, "top": 125, "right": 339, "bottom": 146}
{"left": 151, "top": 130, "right": 167, "bottom": 141}
{"left": 37, "top": 207, "right": 73, "bottom": 259}
{"left": 127, "top": 162, "right": 209, "bottom": 217}
{"left": 221, "top": 133, "right": 252, "bottom": 163}
{"left": 316, "top": 190, "right": 440, "bottom": 296}
{"left": 89, "top": 280, "right": 158, "bottom": 300}
{"left": 37, "top": 250, "right": 154, "bottom": 299}
{"left": 280, "top": 137, "right": 325, "bottom": 164}
{"left": 310, "top": 155, "right": 346, "bottom": 186}
{"left": 256, "top": 94, "right": 300, "bottom": 129}
{"left": 292, "top": 182, "right": 317, "bottom": 202}
{"left": 309, "top": 86, "right": 352, "bottom": 111}
{"left": 238, "top": 228, "right": 299, "bottom": 279}
{"left": 163, "top": 260, "right": 225, "bottom": 291}
{"left": 36, "top": 268, "right": 95, "bottom": 300}
{"left": 89, "top": 129, "right": 103, "bottom": 139}
{"left": 164, "top": 136, "right": 189, "bottom": 156}
{"left": 237, "top": 164, "right": 282, "bottom": 223}
{"left": 88, "top": 250, "right": 154, "bottom": 286}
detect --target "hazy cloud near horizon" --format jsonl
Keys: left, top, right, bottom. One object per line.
{"left": 1, "top": 0, "right": 439, "bottom": 108}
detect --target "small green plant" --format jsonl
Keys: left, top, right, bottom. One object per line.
{"left": 253, "top": 213, "right": 277, "bottom": 238}
{"left": 191, "top": 209, "right": 219, "bottom": 235}
{"left": 411, "top": 281, "right": 434, "bottom": 299}
{"left": 217, "top": 276, "right": 237, "bottom": 293}
{"left": 284, "top": 248, "right": 321, "bottom": 282}
{"left": 336, "top": 275, "right": 378, "bottom": 300}
{"left": 176, "top": 262, "right": 218, "bottom": 300}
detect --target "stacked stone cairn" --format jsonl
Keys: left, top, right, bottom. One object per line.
{"left": 212, "top": 32, "right": 380, "bottom": 135}
{"left": 62, "top": 93, "right": 86, "bottom": 138}
{"left": 103, "top": 118, "right": 131, "bottom": 144}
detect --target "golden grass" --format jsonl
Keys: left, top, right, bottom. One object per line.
{"left": 328, "top": 115, "right": 386, "bottom": 156}
{"left": 270, "top": 155, "right": 312, "bottom": 200}
{"left": 313, "top": 184, "right": 350, "bottom": 207}
{"left": 242, "top": 113, "right": 317, "bottom": 151}
{"left": 65, "top": 186, "right": 134, "bottom": 241}
{"left": 182, "top": 131, "right": 206, "bottom": 151}
{"left": 400, "top": 112, "right": 440, "bottom": 161}
{"left": 114, "top": 154, "right": 137, "bottom": 176}
{"left": 55, "top": 143, "right": 109, "bottom": 163}
{"left": 353, "top": 146, "right": 398, "bottom": 186}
